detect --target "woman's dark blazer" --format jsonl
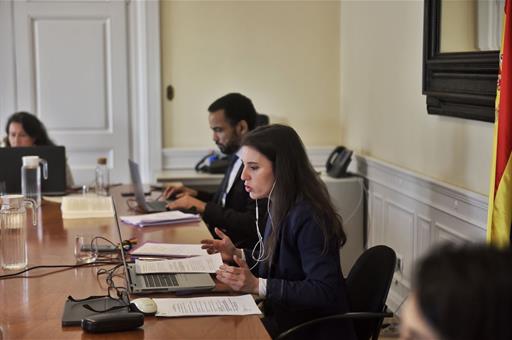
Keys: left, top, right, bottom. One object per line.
{"left": 244, "top": 200, "right": 356, "bottom": 339}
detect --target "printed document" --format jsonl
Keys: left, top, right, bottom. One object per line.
{"left": 131, "top": 242, "right": 208, "bottom": 257}
{"left": 154, "top": 294, "right": 262, "bottom": 317}
{"left": 135, "top": 253, "right": 223, "bottom": 274}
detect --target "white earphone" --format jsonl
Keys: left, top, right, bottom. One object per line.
{"left": 250, "top": 180, "right": 276, "bottom": 270}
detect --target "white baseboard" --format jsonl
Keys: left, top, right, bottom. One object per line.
{"left": 162, "top": 146, "right": 334, "bottom": 170}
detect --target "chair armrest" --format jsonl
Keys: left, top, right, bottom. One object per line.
{"left": 276, "top": 311, "right": 394, "bottom": 340}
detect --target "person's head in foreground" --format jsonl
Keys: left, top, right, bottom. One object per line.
{"left": 400, "top": 243, "right": 512, "bottom": 340}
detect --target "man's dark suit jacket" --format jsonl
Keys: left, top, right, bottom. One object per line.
{"left": 244, "top": 200, "right": 356, "bottom": 339}
{"left": 196, "top": 157, "right": 267, "bottom": 249}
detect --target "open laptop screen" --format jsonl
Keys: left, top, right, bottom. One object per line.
{"left": 112, "top": 199, "right": 215, "bottom": 294}
{"left": 0, "top": 146, "right": 67, "bottom": 194}
{"left": 112, "top": 201, "right": 134, "bottom": 290}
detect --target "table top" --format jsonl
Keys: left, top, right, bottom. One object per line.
{"left": 0, "top": 187, "right": 269, "bottom": 339}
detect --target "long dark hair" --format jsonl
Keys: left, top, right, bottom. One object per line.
{"left": 241, "top": 124, "right": 347, "bottom": 264}
{"left": 4, "top": 111, "right": 55, "bottom": 147}
{"left": 415, "top": 244, "right": 512, "bottom": 340}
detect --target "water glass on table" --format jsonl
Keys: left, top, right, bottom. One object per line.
{"left": 74, "top": 235, "right": 99, "bottom": 263}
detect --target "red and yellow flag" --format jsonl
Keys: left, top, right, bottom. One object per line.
{"left": 488, "top": 0, "right": 512, "bottom": 246}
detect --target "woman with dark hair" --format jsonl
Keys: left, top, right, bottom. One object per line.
{"left": 400, "top": 244, "right": 512, "bottom": 340}
{"left": 202, "top": 124, "right": 355, "bottom": 339}
{"left": 4, "top": 111, "right": 55, "bottom": 147}
{"left": 4, "top": 111, "right": 74, "bottom": 187}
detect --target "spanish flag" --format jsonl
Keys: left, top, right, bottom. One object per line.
{"left": 488, "top": 0, "right": 512, "bottom": 246}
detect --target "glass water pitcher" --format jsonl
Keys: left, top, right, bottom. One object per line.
{"left": 0, "top": 195, "right": 37, "bottom": 270}
{"left": 21, "top": 156, "right": 48, "bottom": 208}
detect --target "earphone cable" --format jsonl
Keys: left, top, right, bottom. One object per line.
{"left": 250, "top": 180, "right": 276, "bottom": 269}
{"left": 0, "top": 260, "right": 121, "bottom": 279}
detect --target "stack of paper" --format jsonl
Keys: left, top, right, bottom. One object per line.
{"left": 61, "top": 196, "right": 114, "bottom": 219}
{"left": 120, "top": 210, "right": 200, "bottom": 227}
{"left": 135, "top": 253, "right": 223, "bottom": 274}
{"left": 154, "top": 295, "right": 262, "bottom": 317}
{"left": 130, "top": 242, "right": 208, "bottom": 257}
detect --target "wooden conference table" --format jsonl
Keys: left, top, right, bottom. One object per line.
{"left": 0, "top": 187, "right": 270, "bottom": 339}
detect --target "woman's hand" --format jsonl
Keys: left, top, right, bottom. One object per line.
{"left": 215, "top": 255, "right": 259, "bottom": 295}
{"left": 201, "top": 228, "right": 240, "bottom": 262}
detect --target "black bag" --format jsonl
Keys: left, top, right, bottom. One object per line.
{"left": 62, "top": 294, "right": 130, "bottom": 326}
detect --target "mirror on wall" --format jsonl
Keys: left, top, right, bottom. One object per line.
{"left": 440, "top": 0, "right": 503, "bottom": 53}
{"left": 423, "top": 0, "right": 501, "bottom": 122}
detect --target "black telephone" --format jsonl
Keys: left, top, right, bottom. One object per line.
{"left": 326, "top": 146, "right": 353, "bottom": 178}
{"left": 195, "top": 152, "right": 230, "bottom": 174}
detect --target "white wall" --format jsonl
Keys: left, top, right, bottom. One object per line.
{"left": 340, "top": 0, "right": 493, "bottom": 195}
{"left": 160, "top": 0, "right": 342, "bottom": 148}
{"left": 441, "top": 0, "right": 477, "bottom": 52}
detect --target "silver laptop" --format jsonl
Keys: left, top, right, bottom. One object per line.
{"left": 128, "top": 159, "right": 168, "bottom": 213}
{"left": 113, "top": 202, "right": 216, "bottom": 294}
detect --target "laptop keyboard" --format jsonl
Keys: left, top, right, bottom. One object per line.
{"left": 147, "top": 200, "right": 167, "bottom": 211}
{"left": 143, "top": 273, "right": 179, "bottom": 288}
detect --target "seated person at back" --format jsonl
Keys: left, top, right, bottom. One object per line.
{"left": 201, "top": 124, "right": 356, "bottom": 339}
{"left": 400, "top": 243, "right": 512, "bottom": 340}
{"left": 3, "top": 111, "right": 75, "bottom": 188}
{"left": 165, "top": 93, "right": 267, "bottom": 249}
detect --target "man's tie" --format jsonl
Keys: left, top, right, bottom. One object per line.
{"left": 217, "top": 155, "right": 238, "bottom": 206}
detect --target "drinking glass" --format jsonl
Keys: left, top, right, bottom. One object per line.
{"left": 74, "top": 235, "right": 98, "bottom": 263}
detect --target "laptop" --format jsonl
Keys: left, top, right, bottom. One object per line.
{"left": 128, "top": 159, "right": 168, "bottom": 212}
{"left": 0, "top": 146, "right": 67, "bottom": 195}
{"left": 113, "top": 202, "right": 216, "bottom": 294}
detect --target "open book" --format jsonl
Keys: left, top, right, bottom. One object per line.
{"left": 61, "top": 196, "right": 114, "bottom": 219}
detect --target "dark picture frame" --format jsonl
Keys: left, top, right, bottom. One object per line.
{"left": 423, "top": 0, "right": 499, "bottom": 122}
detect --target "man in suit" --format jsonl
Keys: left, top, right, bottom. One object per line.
{"left": 165, "top": 93, "right": 267, "bottom": 248}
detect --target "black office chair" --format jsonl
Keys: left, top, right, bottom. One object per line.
{"left": 277, "top": 245, "right": 396, "bottom": 340}
{"left": 256, "top": 113, "right": 269, "bottom": 127}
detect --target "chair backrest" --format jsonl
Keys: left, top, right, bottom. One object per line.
{"left": 346, "top": 245, "right": 396, "bottom": 340}
{"left": 255, "top": 113, "right": 269, "bottom": 127}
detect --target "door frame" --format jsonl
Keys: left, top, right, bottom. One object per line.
{"left": 128, "top": 0, "right": 162, "bottom": 182}
{"left": 0, "top": 0, "right": 162, "bottom": 182}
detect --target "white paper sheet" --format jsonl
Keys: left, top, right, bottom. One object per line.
{"left": 135, "top": 253, "right": 223, "bottom": 274}
{"left": 131, "top": 242, "right": 208, "bottom": 257}
{"left": 120, "top": 211, "right": 200, "bottom": 227}
{"left": 154, "top": 294, "right": 262, "bottom": 317}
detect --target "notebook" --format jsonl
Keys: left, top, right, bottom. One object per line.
{"left": 0, "top": 146, "right": 67, "bottom": 195}
{"left": 114, "top": 202, "right": 215, "bottom": 294}
{"left": 61, "top": 196, "right": 115, "bottom": 219}
{"left": 128, "top": 159, "right": 168, "bottom": 213}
